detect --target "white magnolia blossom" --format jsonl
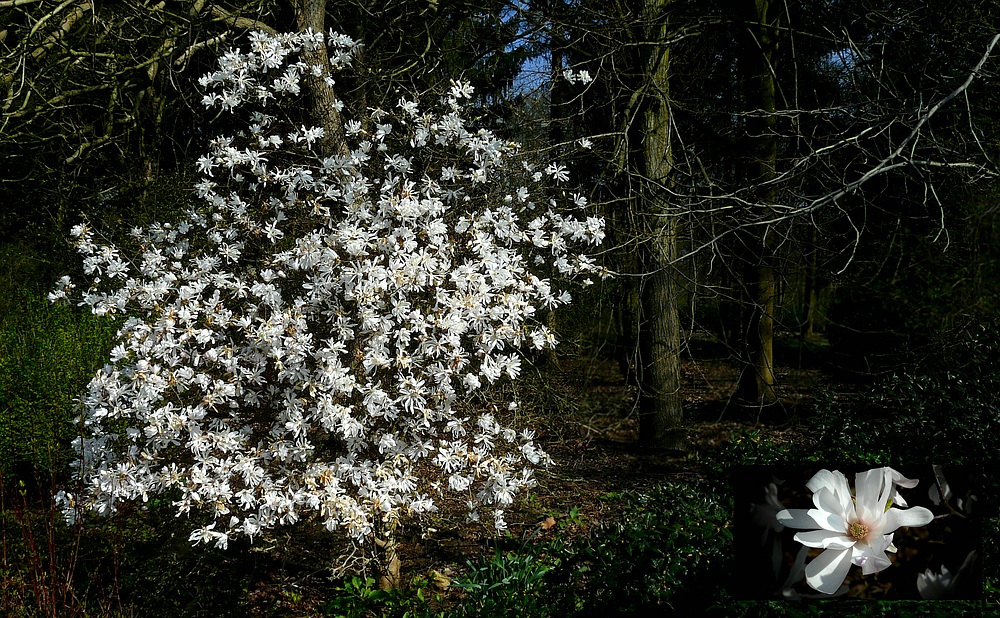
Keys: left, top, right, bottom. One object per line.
{"left": 928, "top": 464, "right": 977, "bottom": 514}
{"left": 561, "top": 68, "right": 593, "bottom": 85}
{"left": 775, "top": 467, "right": 934, "bottom": 595}
{"left": 750, "top": 480, "right": 785, "bottom": 540}
{"left": 53, "top": 29, "right": 606, "bottom": 548}
{"left": 917, "top": 564, "right": 956, "bottom": 600}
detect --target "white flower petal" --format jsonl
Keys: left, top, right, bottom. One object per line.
{"left": 813, "top": 486, "right": 849, "bottom": 520}
{"left": 782, "top": 545, "right": 852, "bottom": 599}
{"left": 928, "top": 465, "right": 951, "bottom": 507}
{"left": 918, "top": 565, "right": 953, "bottom": 600}
{"left": 858, "top": 552, "right": 892, "bottom": 575}
{"left": 807, "top": 469, "right": 852, "bottom": 507}
{"left": 854, "top": 467, "right": 889, "bottom": 522}
{"left": 854, "top": 534, "right": 894, "bottom": 575}
{"left": 806, "top": 507, "right": 849, "bottom": 534}
{"left": 883, "top": 506, "right": 934, "bottom": 531}
{"left": 794, "top": 529, "right": 856, "bottom": 549}
{"left": 805, "top": 469, "right": 838, "bottom": 495}
{"left": 805, "top": 546, "right": 854, "bottom": 595}
{"left": 782, "top": 545, "right": 811, "bottom": 590}
{"left": 751, "top": 487, "right": 785, "bottom": 533}
{"left": 775, "top": 508, "right": 819, "bottom": 529}
{"left": 888, "top": 467, "right": 920, "bottom": 488}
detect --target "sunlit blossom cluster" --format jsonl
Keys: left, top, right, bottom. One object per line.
{"left": 51, "top": 29, "right": 605, "bottom": 550}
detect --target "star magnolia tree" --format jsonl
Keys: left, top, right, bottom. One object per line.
{"left": 51, "top": 29, "right": 605, "bottom": 550}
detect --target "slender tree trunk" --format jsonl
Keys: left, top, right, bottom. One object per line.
{"left": 635, "top": 0, "right": 685, "bottom": 452}
{"left": 292, "top": 0, "right": 349, "bottom": 157}
{"left": 374, "top": 521, "right": 402, "bottom": 590}
{"left": 735, "top": 0, "right": 780, "bottom": 406}
{"left": 802, "top": 227, "right": 819, "bottom": 338}
{"left": 739, "top": 244, "right": 777, "bottom": 404}
{"left": 547, "top": 0, "right": 565, "bottom": 150}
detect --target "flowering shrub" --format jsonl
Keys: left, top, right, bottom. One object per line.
{"left": 50, "top": 29, "right": 605, "bottom": 550}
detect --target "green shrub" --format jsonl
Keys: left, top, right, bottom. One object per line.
{"left": 323, "top": 575, "right": 444, "bottom": 618}
{"left": 563, "top": 480, "right": 732, "bottom": 615}
{"left": 807, "top": 390, "right": 894, "bottom": 465}
{"left": 808, "top": 320, "right": 1000, "bottom": 467}
{"left": 452, "top": 546, "right": 560, "bottom": 617}
{"left": 719, "top": 428, "right": 804, "bottom": 467}
{"left": 0, "top": 285, "right": 117, "bottom": 479}
{"left": 451, "top": 480, "right": 732, "bottom": 617}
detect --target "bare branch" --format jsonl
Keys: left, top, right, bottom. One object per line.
{"left": 209, "top": 5, "right": 277, "bottom": 36}
{"left": 804, "top": 33, "right": 1000, "bottom": 214}
{"left": 0, "top": 0, "right": 46, "bottom": 7}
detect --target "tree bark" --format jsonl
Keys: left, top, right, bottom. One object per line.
{"left": 635, "top": 0, "right": 685, "bottom": 453}
{"left": 374, "top": 523, "right": 402, "bottom": 590}
{"left": 291, "top": 0, "right": 349, "bottom": 157}
{"left": 543, "top": 0, "right": 567, "bottom": 369}
{"left": 738, "top": 244, "right": 777, "bottom": 404}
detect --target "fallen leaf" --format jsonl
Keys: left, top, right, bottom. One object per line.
{"left": 429, "top": 569, "right": 450, "bottom": 590}
{"left": 539, "top": 516, "right": 557, "bottom": 530}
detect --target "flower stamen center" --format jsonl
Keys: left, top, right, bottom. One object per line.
{"left": 848, "top": 521, "right": 869, "bottom": 540}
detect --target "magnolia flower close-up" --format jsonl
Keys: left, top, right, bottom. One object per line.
{"left": 775, "top": 468, "right": 934, "bottom": 595}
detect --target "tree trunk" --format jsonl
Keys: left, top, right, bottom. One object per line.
{"left": 738, "top": 244, "right": 777, "bottom": 404}
{"left": 734, "top": 0, "right": 780, "bottom": 406}
{"left": 544, "top": 1, "right": 565, "bottom": 368}
{"left": 802, "top": 227, "right": 819, "bottom": 339}
{"left": 292, "top": 0, "right": 349, "bottom": 157}
{"left": 635, "top": 0, "right": 685, "bottom": 453}
{"left": 374, "top": 523, "right": 402, "bottom": 590}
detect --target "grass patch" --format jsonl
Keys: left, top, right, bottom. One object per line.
{"left": 0, "top": 283, "right": 117, "bottom": 481}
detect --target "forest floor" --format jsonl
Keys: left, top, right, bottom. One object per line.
{"left": 238, "top": 331, "right": 849, "bottom": 615}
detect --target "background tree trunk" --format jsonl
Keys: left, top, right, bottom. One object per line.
{"left": 544, "top": 0, "right": 566, "bottom": 368}
{"left": 802, "top": 227, "right": 820, "bottom": 339}
{"left": 635, "top": 0, "right": 685, "bottom": 452}
{"left": 734, "top": 0, "right": 780, "bottom": 406}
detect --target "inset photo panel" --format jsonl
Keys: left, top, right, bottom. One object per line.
{"left": 732, "top": 464, "right": 981, "bottom": 600}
